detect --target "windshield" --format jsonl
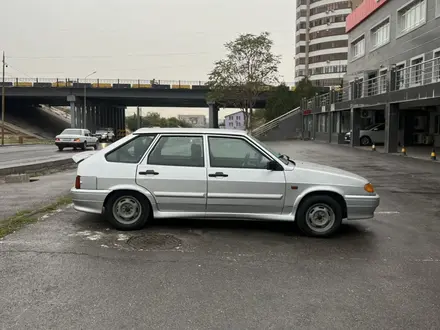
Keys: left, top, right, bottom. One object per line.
{"left": 61, "top": 129, "right": 81, "bottom": 135}
{"left": 249, "top": 135, "right": 290, "bottom": 165}
{"left": 364, "top": 123, "right": 379, "bottom": 130}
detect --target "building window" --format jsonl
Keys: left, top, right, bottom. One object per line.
{"left": 398, "top": 0, "right": 426, "bottom": 35}
{"left": 379, "top": 69, "right": 388, "bottom": 94}
{"left": 396, "top": 62, "right": 406, "bottom": 90}
{"left": 433, "top": 50, "right": 440, "bottom": 82}
{"left": 318, "top": 113, "right": 328, "bottom": 133}
{"left": 410, "top": 56, "right": 424, "bottom": 86}
{"left": 371, "top": 19, "right": 390, "bottom": 49}
{"left": 351, "top": 36, "right": 365, "bottom": 60}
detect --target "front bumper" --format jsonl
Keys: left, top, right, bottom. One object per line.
{"left": 71, "top": 188, "right": 109, "bottom": 214}
{"left": 345, "top": 194, "right": 380, "bottom": 220}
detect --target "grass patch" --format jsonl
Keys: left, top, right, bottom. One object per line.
{"left": 0, "top": 195, "right": 72, "bottom": 238}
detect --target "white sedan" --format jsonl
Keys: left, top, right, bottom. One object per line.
{"left": 70, "top": 128, "right": 380, "bottom": 237}
{"left": 55, "top": 128, "right": 99, "bottom": 151}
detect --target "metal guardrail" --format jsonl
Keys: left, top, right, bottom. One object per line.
{"left": 252, "top": 106, "right": 301, "bottom": 137}
{"left": 0, "top": 77, "right": 297, "bottom": 90}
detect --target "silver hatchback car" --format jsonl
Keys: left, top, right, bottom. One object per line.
{"left": 71, "top": 128, "right": 380, "bottom": 237}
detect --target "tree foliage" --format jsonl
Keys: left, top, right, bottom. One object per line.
{"left": 125, "top": 112, "right": 191, "bottom": 132}
{"left": 207, "top": 32, "right": 281, "bottom": 131}
{"left": 263, "top": 78, "right": 317, "bottom": 122}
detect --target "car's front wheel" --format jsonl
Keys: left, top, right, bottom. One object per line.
{"left": 295, "top": 195, "right": 343, "bottom": 237}
{"left": 93, "top": 142, "right": 99, "bottom": 150}
{"left": 81, "top": 141, "right": 87, "bottom": 151}
{"left": 104, "top": 191, "right": 151, "bottom": 230}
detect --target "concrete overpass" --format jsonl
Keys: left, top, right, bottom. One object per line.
{"left": 2, "top": 77, "right": 297, "bottom": 133}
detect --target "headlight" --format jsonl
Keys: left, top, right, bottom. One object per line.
{"left": 364, "top": 183, "right": 375, "bottom": 193}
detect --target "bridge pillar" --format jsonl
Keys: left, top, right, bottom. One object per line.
{"left": 350, "top": 106, "right": 361, "bottom": 147}
{"left": 208, "top": 101, "right": 219, "bottom": 128}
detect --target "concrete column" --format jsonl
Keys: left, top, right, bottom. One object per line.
{"left": 384, "top": 103, "right": 399, "bottom": 153}
{"left": 70, "top": 102, "right": 76, "bottom": 128}
{"left": 77, "top": 105, "right": 82, "bottom": 128}
{"left": 328, "top": 112, "right": 333, "bottom": 143}
{"left": 208, "top": 102, "right": 219, "bottom": 128}
{"left": 121, "top": 107, "right": 126, "bottom": 137}
{"left": 350, "top": 106, "right": 361, "bottom": 147}
{"left": 312, "top": 114, "right": 317, "bottom": 140}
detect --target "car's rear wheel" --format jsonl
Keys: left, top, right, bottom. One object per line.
{"left": 93, "top": 142, "right": 99, "bottom": 150}
{"left": 296, "top": 195, "right": 343, "bottom": 237}
{"left": 58, "top": 146, "right": 64, "bottom": 151}
{"left": 360, "top": 136, "right": 372, "bottom": 146}
{"left": 104, "top": 191, "right": 150, "bottom": 230}
{"left": 81, "top": 141, "right": 87, "bottom": 151}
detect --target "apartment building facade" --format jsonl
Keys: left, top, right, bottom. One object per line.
{"left": 301, "top": 0, "right": 440, "bottom": 153}
{"left": 224, "top": 111, "right": 246, "bottom": 130}
{"left": 295, "top": 0, "right": 363, "bottom": 88}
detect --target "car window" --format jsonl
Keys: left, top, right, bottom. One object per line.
{"left": 105, "top": 135, "right": 156, "bottom": 163}
{"left": 148, "top": 136, "right": 204, "bottom": 167}
{"left": 208, "top": 136, "right": 270, "bottom": 169}
{"left": 61, "top": 129, "right": 82, "bottom": 135}
{"left": 376, "top": 124, "right": 385, "bottom": 130}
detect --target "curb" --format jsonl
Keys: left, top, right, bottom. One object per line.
{"left": 0, "top": 158, "right": 75, "bottom": 177}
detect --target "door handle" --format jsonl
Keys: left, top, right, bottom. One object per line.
{"left": 209, "top": 172, "right": 228, "bottom": 177}
{"left": 139, "top": 170, "right": 159, "bottom": 175}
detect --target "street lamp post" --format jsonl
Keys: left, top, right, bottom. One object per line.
{"left": 1, "top": 52, "right": 6, "bottom": 146}
{"left": 83, "top": 71, "right": 97, "bottom": 129}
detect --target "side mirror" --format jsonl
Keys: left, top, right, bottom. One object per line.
{"left": 267, "top": 160, "right": 280, "bottom": 171}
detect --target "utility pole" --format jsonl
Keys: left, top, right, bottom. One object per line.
{"left": 83, "top": 71, "right": 97, "bottom": 129}
{"left": 136, "top": 106, "right": 141, "bottom": 129}
{"left": 1, "top": 52, "right": 5, "bottom": 146}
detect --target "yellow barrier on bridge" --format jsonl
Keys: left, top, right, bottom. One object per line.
{"left": 172, "top": 84, "right": 191, "bottom": 89}
{"left": 92, "top": 83, "right": 112, "bottom": 88}
{"left": 132, "top": 84, "right": 152, "bottom": 88}
{"left": 52, "top": 81, "right": 73, "bottom": 87}
{"left": 14, "top": 82, "right": 33, "bottom": 87}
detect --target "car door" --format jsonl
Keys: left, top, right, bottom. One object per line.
{"left": 206, "top": 135, "right": 286, "bottom": 215}
{"left": 136, "top": 134, "right": 207, "bottom": 213}
{"left": 370, "top": 124, "right": 385, "bottom": 143}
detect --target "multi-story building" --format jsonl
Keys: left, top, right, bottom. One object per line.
{"left": 295, "top": 0, "right": 363, "bottom": 88}
{"left": 301, "top": 0, "right": 440, "bottom": 153}
{"left": 224, "top": 111, "right": 246, "bottom": 130}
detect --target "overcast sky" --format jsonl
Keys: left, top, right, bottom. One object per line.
{"left": 0, "top": 0, "right": 296, "bottom": 118}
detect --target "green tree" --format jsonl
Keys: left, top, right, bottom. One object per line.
{"left": 125, "top": 112, "right": 191, "bottom": 131}
{"left": 264, "top": 83, "right": 297, "bottom": 122}
{"left": 207, "top": 32, "right": 281, "bottom": 131}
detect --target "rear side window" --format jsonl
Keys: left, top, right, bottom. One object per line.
{"left": 105, "top": 135, "right": 156, "bottom": 163}
{"left": 148, "top": 135, "right": 204, "bottom": 167}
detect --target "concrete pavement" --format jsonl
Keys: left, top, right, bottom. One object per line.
{"left": 1, "top": 140, "right": 440, "bottom": 329}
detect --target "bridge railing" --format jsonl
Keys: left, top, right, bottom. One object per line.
{"left": 252, "top": 106, "right": 301, "bottom": 138}
{"left": 0, "top": 77, "right": 297, "bottom": 90}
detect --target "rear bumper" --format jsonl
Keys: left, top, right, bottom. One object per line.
{"left": 56, "top": 142, "right": 83, "bottom": 148}
{"left": 345, "top": 194, "right": 380, "bottom": 220}
{"left": 71, "top": 188, "right": 109, "bottom": 214}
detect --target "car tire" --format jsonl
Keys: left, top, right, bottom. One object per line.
{"left": 295, "top": 195, "right": 343, "bottom": 238}
{"left": 360, "top": 136, "right": 372, "bottom": 146}
{"left": 104, "top": 191, "right": 151, "bottom": 230}
{"left": 93, "top": 142, "right": 99, "bottom": 150}
{"left": 81, "top": 141, "right": 87, "bottom": 151}
{"left": 58, "top": 146, "right": 64, "bottom": 151}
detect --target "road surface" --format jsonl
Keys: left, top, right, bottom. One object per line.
{"left": 0, "top": 144, "right": 107, "bottom": 169}
{"left": 0, "top": 141, "right": 439, "bottom": 329}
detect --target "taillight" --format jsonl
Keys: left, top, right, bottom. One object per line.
{"left": 75, "top": 175, "right": 81, "bottom": 189}
{"left": 55, "top": 138, "right": 60, "bottom": 142}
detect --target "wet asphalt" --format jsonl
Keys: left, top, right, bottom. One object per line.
{"left": 1, "top": 140, "right": 440, "bottom": 330}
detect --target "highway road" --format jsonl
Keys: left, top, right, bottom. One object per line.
{"left": 1, "top": 141, "right": 440, "bottom": 329}
{"left": 0, "top": 144, "right": 107, "bottom": 169}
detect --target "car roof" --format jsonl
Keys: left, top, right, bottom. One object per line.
{"left": 133, "top": 127, "right": 248, "bottom": 136}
